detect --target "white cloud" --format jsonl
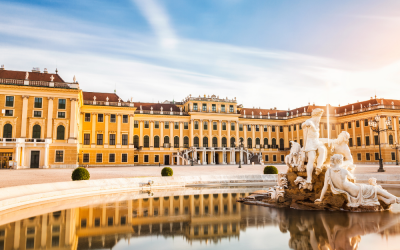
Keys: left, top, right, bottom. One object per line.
{"left": 132, "top": 0, "right": 178, "bottom": 49}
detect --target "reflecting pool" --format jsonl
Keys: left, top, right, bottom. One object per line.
{"left": 1, "top": 186, "right": 400, "bottom": 250}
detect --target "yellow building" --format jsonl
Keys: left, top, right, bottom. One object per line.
{"left": 1, "top": 66, "right": 400, "bottom": 168}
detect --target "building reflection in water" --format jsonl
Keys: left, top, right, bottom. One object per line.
{"left": 1, "top": 192, "right": 400, "bottom": 250}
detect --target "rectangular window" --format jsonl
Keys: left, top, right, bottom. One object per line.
{"left": 222, "top": 123, "right": 226, "bottom": 130}
{"left": 85, "top": 113, "right": 90, "bottom": 122}
{"left": 366, "top": 153, "right": 370, "bottom": 161}
{"left": 357, "top": 153, "right": 361, "bottom": 161}
{"left": 134, "top": 155, "right": 138, "bottom": 162}
{"left": 144, "top": 121, "right": 149, "bottom": 128}
{"left": 83, "top": 153, "right": 89, "bottom": 163}
{"left": 123, "top": 115, "right": 128, "bottom": 123}
{"left": 184, "top": 122, "right": 188, "bottom": 129}
{"left": 122, "top": 153, "right": 128, "bottom": 162}
{"left": 98, "top": 114, "right": 103, "bottom": 122}
{"left": 84, "top": 134, "right": 90, "bottom": 145}
{"left": 366, "top": 136, "right": 370, "bottom": 146}
{"left": 264, "top": 125, "right": 268, "bottom": 131}
{"left": 230, "top": 105, "right": 234, "bottom": 113}
{"left": 58, "top": 112, "right": 65, "bottom": 118}
{"left": 195, "top": 121, "right": 199, "bottom": 130}
{"left": 348, "top": 122, "right": 352, "bottom": 129}
{"left": 357, "top": 137, "right": 361, "bottom": 146}
{"left": 239, "top": 124, "right": 243, "bottom": 131}
{"left": 293, "top": 125, "right": 296, "bottom": 131}
{"left": 34, "top": 111, "right": 41, "bottom": 117}
{"left": 221, "top": 105, "right": 225, "bottom": 112}
{"left": 34, "top": 97, "right": 42, "bottom": 108}
{"left": 174, "top": 122, "right": 179, "bottom": 129}
{"left": 193, "top": 103, "right": 198, "bottom": 111}
{"left": 300, "top": 124, "right": 302, "bottom": 130}
{"left": 349, "top": 138, "right": 353, "bottom": 147}
{"left": 94, "top": 218, "right": 100, "bottom": 227}
{"left": 247, "top": 125, "right": 251, "bottom": 131}
{"left": 281, "top": 155, "right": 284, "bottom": 162}
{"left": 97, "top": 134, "right": 103, "bottom": 145}
{"left": 58, "top": 99, "right": 66, "bottom": 109}
{"left": 231, "top": 122, "right": 235, "bottom": 131}
{"left": 213, "top": 122, "right": 217, "bottom": 130}
{"left": 356, "top": 120, "right": 360, "bottom": 127}
{"left": 5, "top": 96, "right": 14, "bottom": 107}
{"left": 122, "top": 134, "right": 128, "bottom": 145}
{"left": 203, "top": 122, "right": 208, "bottom": 130}
{"left": 109, "top": 153, "right": 115, "bottom": 163}
{"left": 108, "top": 217, "right": 113, "bottom": 226}
{"left": 374, "top": 135, "right": 379, "bottom": 145}
{"left": 134, "top": 121, "right": 138, "bottom": 128}
{"left": 300, "top": 139, "right": 303, "bottom": 147}
{"left": 155, "top": 121, "right": 159, "bottom": 128}
{"left": 212, "top": 104, "right": 216, "bottom": 112}
{"left": 155, "top": 155, "right": 159, "bottom": 162}
{"left": 265, "top": 155, "right": 269, "bottom": 162}
{"left": 375, "top": 153, "right": 379, "bottom": 160}
{"left": 5, "top": 110, "right": 13, "bottom": 116}
{"left": 109, "top": 134, "right": 116, "bottom": 145}
{"left": 55, "top": 151, "right": 63, "bottom": 162}
{"left": 51, "top": 236, "right": 59, "bottom": 247}
{"left": 272, "top": 126, "right": 275, "bottom": 132}
{"left": 341, "top": 123, "right": 344, "bottom": 129}
{"left": 202, "top": 103, "right": 207, "bottom": 111}
{"left": 120, "top": 216, "right": 126, "bottom": 225}
{"left": 96, "top": 154, "right": 102, "bottom": 163}
{"left": 110, "top": 114, "right": 116, "bottom": 123}
{"left": 273, "top": 155, "right": 277, "bottom": 162}
{"left": 144, "top": 155, "right": 149, "bottom": 163}
{"left": 165, "top": 121, "right": 169, "bottom": 129}
{"left": 365, "top": 119, "right": 368, "bottom": 126}
{"left": 289, "top": 125, "right": 291, "bottom": 132}
{"left": 26, "top": 238, "right": 34, "bottom": 249}
{"left": 279, "top": 126, "right": 283, "bottom": 132}
{"left": 392, "top": 152, "right": 396, "bottom": 161}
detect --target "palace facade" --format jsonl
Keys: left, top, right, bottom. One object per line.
{"left": 1, "top": 66, "right": 400, "bottom": 169}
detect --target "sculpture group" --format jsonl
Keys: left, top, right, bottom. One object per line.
{"left": 241, "top": 108, "right": 400, "bottom": 211}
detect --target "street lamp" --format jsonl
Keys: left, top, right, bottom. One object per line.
{"left": 238, "top": 138, "right": 244, "bottom": 168}
{"left": 391, "top": 142, "right": 400, "bottom": 166}
{"left": 369, "top": 114, "right": 393, "bottom": 172}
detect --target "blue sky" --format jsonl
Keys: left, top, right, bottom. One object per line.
{"left": 1, "top": 0, "right": 400, "bottom": 109}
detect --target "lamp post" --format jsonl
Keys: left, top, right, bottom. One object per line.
{"left": 369, "top": 114, "right": 393, "bottom": 172}
{"left": 391, "top": 142, "right": 400, "bottom": 166}
{"left": 239, "top": 138, "right": 243, "bottom": 168}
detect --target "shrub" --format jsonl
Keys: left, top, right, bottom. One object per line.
{"left": 161, "top": 167, "right": 173, "bottom": 176}
{"left": 72, "top": 167, "right": 90, "bottom": 181}
{"left": 264, "top": 166, "right": 278, "bottom": 174}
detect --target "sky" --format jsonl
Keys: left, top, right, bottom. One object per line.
{"left": 1, "top": 0, "right": 400, "bottom": 109}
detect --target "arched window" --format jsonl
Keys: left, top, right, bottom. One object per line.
{"left": 272, "top": 138, "right": 277, "bottom": 147}
{"left": 264, "top": 138, "right": 268, "bottom": 147}
{"left": 133, "top": 135, "right": 139, "bottom": 148}
{"left": 194, "top": 137, "right": 199, "bottom": 147}
{"left": 389, "top": 134, "right": 394, "bottom": 145}
{"left": 222, "top": 137, "right": 227, "bottom": 147}
{"left": 184, "top": 136, "right": 189, "bottom": 147}
{"left": 230, "top": 137, "right": 235, "bottom": 147}
{"left": 32, "top": 124, "right": 41, "bottom": 139}
{"left": 154, "top": 136, "right": 160, "bottom": 148}
{"left": 239, "top": 137, "right": 244, "bottom": 145}
{"left": 256, "top": 138, "right": 260, "bottom": 145}
{"left": 279, "top": 138, "right": 284, "bottom": 149}
{"left": 144, "top": 135, "right": 149, "bottom": 147}
{"left": 247, "top": 138, "right": 252, "bottom": 148}
{"left": 174, "top": 136, "right": 179, "bottom": 148}
{"left": 203, "top": 137, "right": 208, "bottom": 147}
{"left": 212, "top": 137, "right": 218, "bottom": 147}
{"left": 164, "top": 136, "right": 169, "bottom": 145}
{"left": 56, "top": 125, "right": 65, "bottom": 140}
{"left": 3, "top": 124, "right": 12, "bottom": 138}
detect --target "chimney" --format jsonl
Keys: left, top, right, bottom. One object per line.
{"left": 0, "top": 65, "right": 4, "bottom": 70}
{"left": 32, "top": 67, "right": 40, "bottom": 73}
{"left": 44, "top": 68, "right": 48, "bottom": 73}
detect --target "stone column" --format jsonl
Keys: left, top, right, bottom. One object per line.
{"left": 179, "top": 121, "right": 183, "bottom": 148}
{"left": 244, "top": 124, "right": 247, "bottom": 147}
{"left": 14, "top": 220, "right": 20, "bottom": 249}
{"left": 139, "top": 120, "right": 143, "bottom": 147}
{"left": 382, "top": 118, "right": 388, "bottom": 144}
{"left": 218, "top": 120, "right": 222, "bottom": 147}
{"left": 284, "top": 126, "right": 289, "bottom": 148}
{"left": 236, "top": 121, "right": 239, "bottom": 146}
{"left": 361, "top": 120, "right": 365, "bottom": 146}
{"left": 200, "top": 120, "right": 203, "bottom": 147}
{"left": 160, "top": 121, "right": 164, "bottom": 148}
{"left": 352, "top": 120, "right": 356, "bottom": 146}
{"left": 269, "top": 125, "right": 272, "bottom": 147}
{"left": 209, "top": 119, "right": 212, "bottom": 147}
{"left": 150, "top": 121, "right": 154, "bottom": 149}
{"left": 170, "top": 121, "right": 173, "bottom": 148}
{"left": 276, "top": 126, "right": 280, "bottom": 148}
{"left": 104, "top": 114, "right": 109, "bottom": 147}
{"left": 128, "top": 200, "right": 132, "bottom": 224}
{"left": 227, "top": 121, "right": 231, "bottom": 147}
{"left": 190, "top": 119, "right": 194, "bottom": 147}
{"left": 129, "top": 115, "right": 134, "bottom": 147}
{"left": 394, "top": 117, "right": 398, "bottom": 143}
{"left": 117, "top": 114, "right": 121, "bottom": 147}
{"left": 47, "top": 97, "right": 54, "bottom": 139}
{"left": 41, "top": 214, "right": 48, "bottom": 247}
{"left": 91, "top": 113, "right": 96, "bottom": 146}
{"left": 369, "top": 123, "right": 374, "bottom": 145}
{"left": 320, "top": 123, "right": 324, "bottom": 138}
{"left": 252, "top": 125, "right": 255, "bottom": 148}
{"left": 69, "top": 98, "right": 77, "bottom": 140}
{"left": 296, "top": 124, "right": 299, "bottom": 143}
{"left": 260, "top": 124, "right": 264, "bottom": 147}
{"left": 44, "top": 144, "right": 49, "bottom": 168}
{"left": 21, "top": 95, "right": 29, "bottom": 138}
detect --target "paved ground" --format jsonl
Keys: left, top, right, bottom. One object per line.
{"left": 1, "top": 164, "right": 400, "bottom": 188}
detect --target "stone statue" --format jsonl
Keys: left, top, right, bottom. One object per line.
{"left": 285, "top": 141, "right": 305, "bottom": 172}
{"left": 25, "top": 72, "right": 29, "bottom": 80}
{"left": 73, "top": 75, "right": 76, "bottom": 83}
{"left": 301, "top": 108, "right": 327, "bottom": 183}
{"left": 50, "top": 75, "right": 54, "bottom": 82}
{"left": 316, "top": 154, "right": 400, "bottom": 206}
{"left": 106, "top": 97, "right": 109, "bottom": 102}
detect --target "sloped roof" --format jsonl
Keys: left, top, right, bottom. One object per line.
{"left": 134, "top": 102, "right": 181, "bottom": 112}
{"left": 82, "top": 92, "right": 122, "bottom": 102}
{"left": 0, "top": 70, "right": 64, "bottom": 82}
